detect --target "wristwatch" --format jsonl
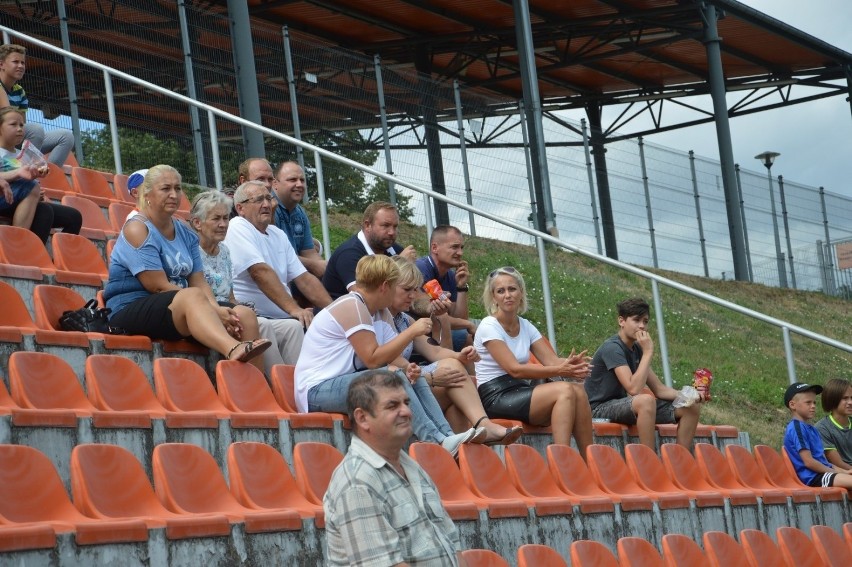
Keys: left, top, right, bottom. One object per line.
{"left": 456, "top": 286, "right": 469, "bottom": 292}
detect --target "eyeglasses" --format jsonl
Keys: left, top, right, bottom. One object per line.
{"left": 238, "top": 194, "right": 275, "bottom": 205}
{"left": 489, "top": 266, "right": 518, "bottom": 278}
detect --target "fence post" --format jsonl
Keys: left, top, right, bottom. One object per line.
{"left": 581, "top": 119, "right": 603, "bottom": 255}
{"left": 314, "top": 151, "right": 331, "bottom": 259}
{"left": 207, "top": 111, "right": 222, "bottom": 190}
{"left": 782, "top": 327, "right": 797, "bottom": 385}
{"left": 638, "top": 137, "right": 658, "bottom": 268}
{"left": 819, "top": 187, "right": 836, "bottom": 295}
{"left": 103, "top": 70, "right": 122, "bottom": 174}
{"left": 776, "top": 175, "right": 797, "bottom": 289}
{"left": 734, "top": 164, "right": 754, "bottom": 282}
{"left": 56, "top": 0, "right": 83, "bottom": 162}
{"left": 688, "top": 151, "right": 709, "bottom": 277}
{"left": 652, "top": 281, "right": 672, "bottom": 388}
{"left": 374, "top": 54, "right": 397, "bottom": 208}
{"left": 282, "top": 26, "right": 305, "bottom": 171}
{"left": 453, "top": 80, "right": 476, "bottom": 236}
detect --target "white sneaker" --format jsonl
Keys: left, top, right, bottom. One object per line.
{"left": 441, "top": 428, "right": 477, "bottom": 457}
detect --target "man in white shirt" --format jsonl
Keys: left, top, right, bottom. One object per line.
{"left": 224, "top": 180, "right": 331, "bottom": 367}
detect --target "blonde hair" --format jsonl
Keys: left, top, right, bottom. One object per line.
{"left": 0, "top": 45, "right": 26, "bottom": 62}
{"left": 137, "top": 165, "right": 181, "bottom": 209}
{"left": 392, "top": 256, "right": 423, "bottom": 289}
{"left": 482, "top": 267, "right": 528, "bottom": 315}
{"left": 0, "top": 106, "right": 24, "bottom": 124}
{"left": 356, "top": 255, "right": 399, "bottom": 291}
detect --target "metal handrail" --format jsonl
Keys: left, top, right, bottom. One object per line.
{"left": 6, "top": 25, "right": 850, "bottom": 386}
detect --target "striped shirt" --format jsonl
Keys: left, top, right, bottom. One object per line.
{"left": 3, "top": 83, "right": 28, "bottom": 112}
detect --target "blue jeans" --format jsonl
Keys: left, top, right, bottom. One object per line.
{"left": 307, "top": 368, "right": 453, "bottom": 443}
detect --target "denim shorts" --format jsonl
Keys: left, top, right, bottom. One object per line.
{"left": 591, "top": 396, "right": 676, "bottom": 425}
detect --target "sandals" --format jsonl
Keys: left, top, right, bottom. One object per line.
{"left": 227, "top": 338, "right": 272, "bottom": 363}
{"left": 474, "top": 416, "right": 524, "bottom": 446}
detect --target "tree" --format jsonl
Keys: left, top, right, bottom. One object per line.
{"left": 80, "top": 127, "right": 199, "bottom": 183}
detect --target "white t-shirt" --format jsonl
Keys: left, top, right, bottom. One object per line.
{"left": 473, "top": 315, "right": 542, "bottom": 387}
{"left": 224, "top": 216, "right": 307, "bottom": 319}
{"left": 294, "top": 292, "right": 397, "bottom": 413}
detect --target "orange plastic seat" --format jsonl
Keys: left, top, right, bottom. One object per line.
{"left": 776, "top": 526, "right": 823, "bottom": 567}
{"left": 50, "top": 232, "right": 108, "bottom": 280}
{"left": 269, "top": 364, "right": 348, "bottom": 428}
{"left": 585, "top": 445, "right": 660, "bottom": 510}
{"left": 60, "top": 194, "right": 114, "bottom": 241}
{"left": 227, "top": 442, "right": 324, "bottom": 526}
{"left": 113, "top": 173, "right": 134, "bottom": 203}
{"left": 725, "top": 444, "right": 811, "bottom": 504}
{"left": 151, "top": 357, "right": 228, "bottom": 427}
{"left": 458, "top": 549, "right": 510, "bottom": 566}
{"left": 152, "top": 443, "right": 301, "bottom": 533}
{"left": 660, "top": 443, "right": 758, "bottom": 506}
{"left": 740, "top": 528, "right": 787, "bottom": 567}
{"left": 33, "top": 284, "right": 151, "bottom": 351}
{"left": 70, "top": 166, "right": 119, "bottom": 207}
{"left": 458, "top": 443, "right": 572, "bottom": 516}
{"left": 694, "top": 443, "right": 763, "bottom": 500}
{"left": 702, "top": 531, "right": 750, "bottom": 567}
{"left": 40, "top": 162, "right": 73, "bottom": 200}
{"left": 505, "top": 443, "right": 612, "bottom": 513}
{"left": 0, "top": 520, "right": 57, "bottom": 552}
{"left": 0, "top": 225, "right": 101, "bottom": 286}
{"left": 661, "top": 533, "right": 709, "bottom": 567}
{"left": 108, "top": 201, "right": 136, "bottom": 232}
{"left": 570, "top": 540, "right": 619, "bottom": 567}
{"left": 409, "top": 442, "right": 525, "bottom": 520}
{"left": 517, "top": 543, "right": 566, "bottom": 567}
{"left": 617, "top": 536, "right": 665, "bottom": 567}
{"left": 757, "top": 445, "right": 846, "bottom": 502}
{"left": 844, "top": 523, "right": 852, "bottom": 552}
{"left": 0, "top": 444, "right": 148, "bottom": 545}
{"left": 292, "top": 442, "right": 344, "bottom": 506}
{"left": 0, "top": 279, "right": 41, "bottom": 341}
{"left": 215, "top": 359, "right": 288, "bottom": 427}
{"left": 625, "top": 443, "right": 721, "bottom": 508}
{"left": 70, "top": 444, "right": 230, "bottom": 539}
{"left": 811, "top": 525, "right": 852, "bottom": 565}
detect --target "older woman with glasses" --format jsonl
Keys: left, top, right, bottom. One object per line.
{"left": 473, "top": 266, "right": 593, "bottom": 453}
{"left": 104, "top": 165, "right": 270, "bottom": 364}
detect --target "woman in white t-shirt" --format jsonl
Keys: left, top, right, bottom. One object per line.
{"left": 473, "top": 266, "right": 593, "bottom": 452}
{"left": 295, "top": 255, "right": 482, "bottom": 456}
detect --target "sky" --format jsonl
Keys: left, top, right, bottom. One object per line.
{"left": 643, "top": 0, "right": 852, "bottom": 198}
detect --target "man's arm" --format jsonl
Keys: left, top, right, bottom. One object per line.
{"left": 298, "top": 248, "right": 327, "bottom": 278}
{"left": 612, "top": 331, "right": 656, "bottom": 396}
{"left": 293, "top": 271, "right": 332, "bottom": 309}
{"left": 799, "top": 448, "right": 837, "bottom": 474}
{"left": 247, "top": 262, "right": 313, "bottom": 326}
{"left": 452, "top": 261, "right": 469, "bottom": 320}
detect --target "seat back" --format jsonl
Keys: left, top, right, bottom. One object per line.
{"left": 457, "top": 443, "right": 527, "bottom": 501}
{"left": 269, "top": 364, "right": 299, "bottom": 412}
{"left": 694, "top": 443, "right": 749, "bottom": 491}
{"left": 409, "top": 442, "right": 488, "bottom": 503}
{"left": 776, "top": 526, "right": 823, "bottom": 567}
{"left": 504, "top": 443, "right": 567, "bottom": 498}
{"left": 32, "top": 284, "right": 86, "bottom": 331}
{"left": 458, "top": 549, "right": 510, "bottom": 567}
{"left": 740, "top": 528, "right": 787, "bottom": 567}
{"left": 724, "top": 445, "right": 784, "bottom": 492}
{"left": 152, "top": 443, "right": 240, "bottom": 515}
{"left": 702, "top": 531, "right": 750, "bottom": 567}
{"left": 71, "top": 166, "right": 117, "bottom": 201}
{"left": 113, "top": 173, "right": 133, "bottom": 203}
{"left": 227, "top": 441, "right": 316, "bottom": 515}
{"left": 108, "top": 201, "right": 137, "bottom": 232}
{"left": 517, "top": 544, "right": 566, "bottom": 567}
{"left": 546, "top": 444, "right": 612, "bottom": 499}
{"left": 661, "top": 443, "right": 719, "bottom": 492}
{"left": 753, "top": 444, "right": 805, "bottom": 489}
{"left": 42, "top": 162, "right": 72, "bottom": 192}
{"left": 71, "top": 443, "right": 171, "bottom": 519}
{"left": 51, "top": 232, "right": 108, "bottom": 279}
{"left": 570, "top": 540, "right": 619, "bottom": 567}
{"left": 0, "top": 280, "right": 38, "bottom": 330}
{"left": 625, "top": 443, "right": 682, "bottom": 492}
{"left": 85, "top": 355, "right": 165, "bottom": 415}
{"left": 60, "top": 194, "right": 113, "bottom": 236}
{"left": 0, "top": 225, "right": 56, "bottom": 273}
{"left": 811, "top": 525, "right": 852, "bottom": 565}
{"left": 9, "top": 351, "right": 94, "bottom": 412}
{"left": 844, "top": 523, "right": 852, "bottom": 552}
{"left": 586, "top": 444, "right": 647, "bottom": 496}
{"left": 216, "top": 360, "right": 286, "bottom": 415}
{"left": 153, "top": 357, "right": 230, "bottom": 416}
{"left": 661, "top": 533, "right": 709, "bottom": 567}
{"left": 617, "top": 536, "right": 665, "bottom": 567}
{"left": 292, "top": 442, "right": 343, "bottom": 505}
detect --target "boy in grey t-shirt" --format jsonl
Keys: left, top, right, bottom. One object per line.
{"left": 815, "top": 378, "right": 852, "bottom": 470}
{"left": 585, "top": 298, "right": 704, "bottom": 450}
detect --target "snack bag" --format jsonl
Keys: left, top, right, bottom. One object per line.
{"left": 693, "top": 368, "right": 714, "bottom": 401}
{"left": 423, "top": 279, "right": 447, "bottom": 301}
{"left": 16, "top": 140, "right": 48, "bottom": 174}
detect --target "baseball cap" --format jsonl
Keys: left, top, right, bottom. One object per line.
{"left": 127, "top": 169, "right": 149, "bottom": 192}
{"left": 783, "top": 382, "right": 823, "bottom": 406}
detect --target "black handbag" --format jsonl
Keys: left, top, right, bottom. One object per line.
{"left": 59, "top": 299, "right": 124, "bottom": 334}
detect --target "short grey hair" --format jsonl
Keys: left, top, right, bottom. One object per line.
{"left": 233, "top": 180, "right": 268, "bottom": 205}
{"left": 190, "top": 190, "right": 233, "bottom": 223}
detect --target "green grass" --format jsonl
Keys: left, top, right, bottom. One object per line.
{"left": 311, "top": 205, "right": 852, "bottom": 449}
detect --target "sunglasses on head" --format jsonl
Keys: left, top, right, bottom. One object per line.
{"left": 489, "top": 266, "right": 518, "bottom": 278}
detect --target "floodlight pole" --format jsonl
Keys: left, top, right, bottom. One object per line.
{"left": 755, "top": 151, "right": 787, "bottom": 288}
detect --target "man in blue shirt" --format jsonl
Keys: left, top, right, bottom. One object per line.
{"left": 272, "top": 161, "right": 325, "bottom": 277}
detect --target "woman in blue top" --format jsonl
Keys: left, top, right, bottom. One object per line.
{"left": 103, "top": 165, "right": 270, "bottom": 363}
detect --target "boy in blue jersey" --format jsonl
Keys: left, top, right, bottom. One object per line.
{"left": 783, "top": 382, "right": 852, "bottom": 489}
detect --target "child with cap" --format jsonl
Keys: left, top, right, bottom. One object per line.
{"left": 124, "top": 168, "right": 148, "bottom": 223}
{"left": 815, "top": 378, "right": 852, "bottom": 471}
{"left": 783, "top": 382, "right": 852, "bottom": 489}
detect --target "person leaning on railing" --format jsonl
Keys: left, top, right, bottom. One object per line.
{"left": 102, "top": 164, "right": 271, "bottom": 364}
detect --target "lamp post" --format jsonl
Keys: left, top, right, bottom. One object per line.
{"left": 755, "top": 151, "right": 788, "bottom": 288}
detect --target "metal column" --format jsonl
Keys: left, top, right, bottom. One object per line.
{"left": 374, "top": 55, "right": 397, "bottom": 207}
{"left": 582, "top": 119, "right": 603, "bottom": 255}
{"left": 777, "top": 175, "right": 797, "bottom": 289}
{"left": 226, "top": 0, "right": 264, "bottom": 157}
{"left": 689, "top": 151, "right": 709, "bottom": 277}
{"left": 700, "top": 3, "right": 749, "bottom": 281}
{"left": 586, "top": 103, "right": 618, "bottom": 258}
{"left": 765, "top": 167, "right": 788, "bottom": 288}
{"left": 56, "top": 0, "right": 83, "bottom": 161}
{"left": 103, "top": 70, "right": 121, "bottom": 174}
{"left": 518, "top": 101, "right": 539, "bottom": 242}
{"left": 734, "top": 164, "right": 754, "bottom": 282}
{"left": 453, "top": 80, "right": 476, "bottom": 236}
{"left": 638, "top": 137, "right": 658, "bottom": 268}
{"left": 177, "top": 0, "right": 207, "bottom": 187}
{"left": 819, "top": 187, "right": 836, "bottom": 295}
{"left": 283, "top": 27, "right": 305, "bottom": 171}
{"left": 513, "top": 0, "right": 556, "bottom": 236}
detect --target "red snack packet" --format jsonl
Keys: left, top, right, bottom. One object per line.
{"left": 423, "top": 279, "right": 445, "bottom": 300}
{"left": 693, "top": 368, "right": 714, "bottom": 401}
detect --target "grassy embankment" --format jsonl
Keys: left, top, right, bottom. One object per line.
{"left": 318, "top": 207, "right": 852, "bottom": 449}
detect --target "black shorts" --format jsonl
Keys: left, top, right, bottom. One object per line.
{"left": 109, "top": 291, "right": 185, "bottom": 341}
{"left": 808, "top": 472, "right": 837, "bottom": 488}
{"left": 477, "top": 374, "right": 535, "bottom": 423}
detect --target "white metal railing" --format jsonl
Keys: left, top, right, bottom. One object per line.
{"left": 6, "top": 25, "right": 850, "bottom": 387}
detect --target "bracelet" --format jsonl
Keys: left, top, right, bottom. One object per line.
{"left": 456, "top": 286, "right": 469, "bottom": 292}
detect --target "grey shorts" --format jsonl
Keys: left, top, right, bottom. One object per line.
{"left": 591, "top": 396, "right": 676, "bottom": 425}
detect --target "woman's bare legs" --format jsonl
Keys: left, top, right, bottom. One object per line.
{"left": 167, "top": 287, "right": 257, "bottom": 360}
{"left": 430, "top": 358, "right": 511, "bottom": 440}
{"left": 529, "top": 381, "right": 593, "bottom": 456}
{"left": 233, "top": 304, "right": 264, "bottom": 374}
